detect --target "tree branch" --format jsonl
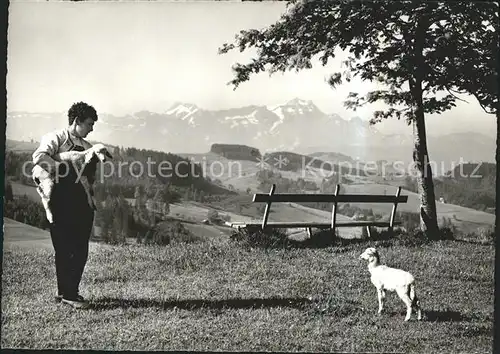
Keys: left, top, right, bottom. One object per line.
{"left": 445, "top": 88, "right": 469, "bottom": 104}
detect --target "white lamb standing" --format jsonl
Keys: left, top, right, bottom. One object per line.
{"left": 32, "top": 143, "right": 112, "bottom": 224}
{"left": 359, "top": 247, "right": 423, "bottom": 322}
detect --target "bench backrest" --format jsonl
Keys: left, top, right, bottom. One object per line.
{"left": 252, "top": 184, "right": 407, "bottom": 231}
{"left": 253, "top": 193, "right": 408, "bottom": 204}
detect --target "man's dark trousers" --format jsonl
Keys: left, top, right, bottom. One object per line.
{"left": 49, "top": 163, "right": 94, "bottom": 300}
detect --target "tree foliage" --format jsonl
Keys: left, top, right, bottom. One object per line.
{"left": 431, "top": 2, "right": 498, "bottom": 115}
{"left": 3, "top": 195, "right": 48, "bottom": 229}
{"left": 219, "top": 1, "right": 494, "bottom": 123}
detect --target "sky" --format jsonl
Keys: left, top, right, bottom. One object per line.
{"left": 6, "top": 0, "right": 496, "bottom": 136}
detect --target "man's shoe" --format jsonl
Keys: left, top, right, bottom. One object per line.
{"left": 61, "top": 297, "right": 89, "bottom": 309}
{"left": 55, "top": 294, "right": 84, "bottom": 303}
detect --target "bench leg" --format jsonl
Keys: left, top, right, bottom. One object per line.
{"left": 306, "top": 227, "right": 313, "bottom": 238}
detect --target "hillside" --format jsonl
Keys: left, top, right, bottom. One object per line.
{"left": 3, "top": 217, "right": 53, "bottom": 249}
{"left": 5, "top": 144, "right": 236, "bottom": 197}
{"left": 177, "top": 152, "right": 263, "bottom": 184}
{"left": 10, "top": 181, "right": 361, "bottom": 239}
{"left": 340, "top": 184, "right": 494, "bottom": 234}
{"left": 10, "top": 182, "right": 41, "bottom": 201}
{"left": 307, "top": 151, "right": 358, "bottom": 164}
{"left": 188, "top": 195, "right": 362, "bottom": 239}
{"left": 264, "top": 151, "right": 367, "bottom": 177}
{"left": 396, "top": 163, "right": 499, "bottom": 212}
{"left": 5, "top": 139, "right": 39, "bottom": 153}
{"left": 436, "top": 163, "right": 496, "bottom": 210}
{"left": 6, "top": 137, "right": 495, "bottom": 235}
{"left": 209, "top": 168, "right": 495, "bottom": 235}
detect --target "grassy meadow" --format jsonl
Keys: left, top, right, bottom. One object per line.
{"left": 4, "top": 170, "right": 496, "bottom": 352}
{"left": 2, "top": 233, "right": 494, "bottom": 352}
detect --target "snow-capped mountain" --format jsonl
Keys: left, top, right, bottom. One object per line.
{"left": 6, "top": 98, "right": 495, "bottom": 166}
{"left": 165, "top": 102, "right": 200, "bottom": 126}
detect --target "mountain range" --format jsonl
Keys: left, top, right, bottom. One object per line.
{"left": 6, "top": 98, "right": 496, "bottom": 171}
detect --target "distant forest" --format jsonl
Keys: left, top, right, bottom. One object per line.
{"left": 4, "top": 147, "right": 233, "bottom": 200}
{"left": 4, "top": 148, "right": 237, "bottom": 241}
{"left": 403, "top": 163, "right": 496, "bottom": 212}
{"left": 5, "top": 148, "right": 495, "bottom": 224}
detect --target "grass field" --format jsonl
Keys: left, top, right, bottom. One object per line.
{"left": 2, "top": 226, "right": 494, "bottom": 352}
{"left": 167, "top": 200, "right": 362, "bottom": 239}
{"left": 10, "top": 181, "right": 41, "bottom": 202}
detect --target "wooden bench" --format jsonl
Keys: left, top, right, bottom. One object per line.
{"left": 230, "top": 184, "right": 408, "bottom": 237}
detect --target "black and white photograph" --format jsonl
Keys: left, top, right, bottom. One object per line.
{"left": 2, "top": 0, "right": 498, "bottom": 352}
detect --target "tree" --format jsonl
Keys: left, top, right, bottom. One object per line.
{"left": 4, "top": 180, "right": 13, "bottom": 202}
{"left": 134, "top": 185, "right": 144, "bottom": 206}
{"left": 432, "top": 3, "right": 498, "bottom": 236}
{"left": 151, "top": 184, "right": 171, "bottom": 217}
{"left": 100, "top": 195, "right": 115, "bottom": 242}
{"left": 115, "top": 195, "right": 130, "bottom": 240}
{"left": 219, "top": 1, "right": 492, "bottom": 236}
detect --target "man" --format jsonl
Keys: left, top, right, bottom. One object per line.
{"left": 32, "top": 101, "right": 99, "bottom": 309}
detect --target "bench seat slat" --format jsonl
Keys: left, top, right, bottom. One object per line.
{"left": 252, "top": 194, "right": 408, "bottom": 204}
{"left": 232, "top": 221, "right": 401, "bottom": 229}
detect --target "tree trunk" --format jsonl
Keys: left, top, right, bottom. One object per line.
{"left": 410, "top": 17, "right": 440, "bottom": 237}
{"left": 412, "top": 111, "right": 439, "bottom": 236}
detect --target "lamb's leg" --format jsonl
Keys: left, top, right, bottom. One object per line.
{"left": 41, "top": 197, "right": 54, "bottom": 224}
{"left": 377, "top": 288, "right": 386, "bottom": 314}
{"left": 409, "top": 284, "right": 422, "bottom": 320}
{"left": 396, "top": 287, "right": 413, "bottom": 321}
{"left": 414, "top": 297, "right": 422, "bottom": 321}
{"left": 36, "top": 180, "right": 54, "bottom": 224}
{"left": 79, "top": 177, "right": 96, "bottom": 210}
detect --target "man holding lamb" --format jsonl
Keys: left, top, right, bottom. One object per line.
{"left": 32, "top": 101, "right": 111, "bottom": 309}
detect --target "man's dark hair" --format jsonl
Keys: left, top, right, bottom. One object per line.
{"left": 68, "top": 102, "right": 98, "bottom": 125}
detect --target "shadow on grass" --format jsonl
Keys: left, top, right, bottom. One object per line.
{"left": 89, "top": 296, "right": 313, "bottom": 311}
{"left": 425, "top": 309, "right": 464, "bottom": 322}
{"left": 452, "top": 238, "right": 494, "bottom": 246}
